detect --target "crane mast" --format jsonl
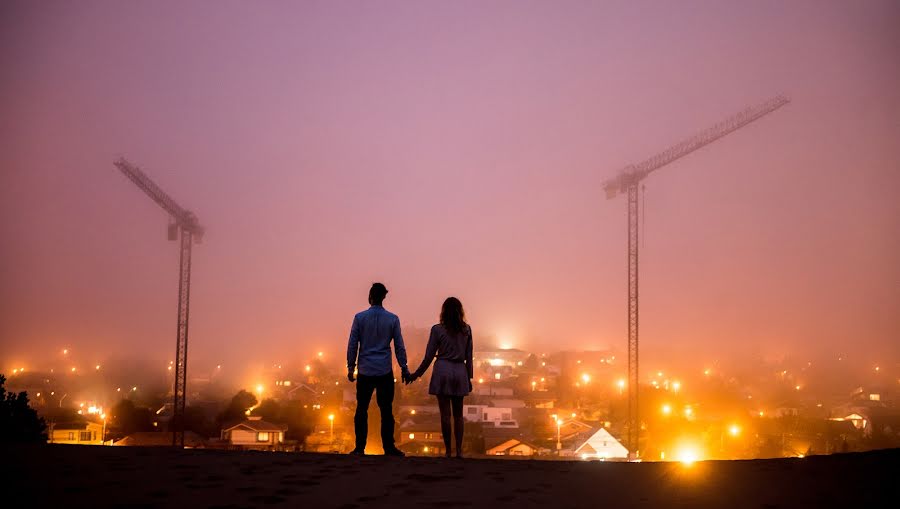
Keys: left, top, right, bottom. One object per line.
{"left": 604, "top": 96, "right": 789, "bottom": 459}
{"left": 114, "top": 157, "right": 203, "bottom": 448}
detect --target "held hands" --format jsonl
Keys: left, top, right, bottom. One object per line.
{"left": 402, "top": 368, "right": 418, "bottom": 385}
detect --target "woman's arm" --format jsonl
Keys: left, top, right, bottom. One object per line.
{"left": 413, "top": 327, "right": 439, "bottom": 378}
{"left": 465, "top": 325, "right": 474, "bottom": 380}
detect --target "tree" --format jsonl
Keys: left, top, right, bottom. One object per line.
{"left": 182, "top": 405, "right": 218, "bottom": 438}
{"left": 253, "top": 399, "right": 282, "bottom": 423}
{"left": 279, "top": 402, "right": 314, "bottom": 443}
{"left": 110, "top": 399, "right": 154, "bottom": 435}
{"left": 218, "top": 390, "right": 258, "bottom": 425}
{"left": 0, "top": 374, "right": 48, "bottom": 443}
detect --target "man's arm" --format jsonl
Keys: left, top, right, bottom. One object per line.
{"left": 347, "top": 315, "right": 360, "bottom": 381}
{"left": 392, "top": 317, "right": 409, "bottom": 375}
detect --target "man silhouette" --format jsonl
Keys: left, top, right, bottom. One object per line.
{"left": 346, "top": 282, "right": 410, "bottom": 456}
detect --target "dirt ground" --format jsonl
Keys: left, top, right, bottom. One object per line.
{"left": 4, "top": 445, "right": 898, "bottom": 508}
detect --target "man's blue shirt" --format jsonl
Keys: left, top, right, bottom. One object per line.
{"left": 346, "top": 305, "right": 408, "bottom": 377}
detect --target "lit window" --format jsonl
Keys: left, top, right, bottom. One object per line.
{"left": 869, "top": 394, "right": 880, "bottom": 401}
{"left": 68, "top": 432, "right": 75, "bottom": 441}
{"left": 408, "top": 433, "right": 415, "bottom": 440}
{"left": 79, "top": 431, "right": 92, "bottom": 441}
{"left": 257, "top": 432, "right": 270, "bottom": 442}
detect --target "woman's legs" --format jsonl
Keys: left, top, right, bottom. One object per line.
{"left": 437, "top": 395, "right": 452, "bottom": 457}
{"left": 451, "top": 396, "right": 465, "bottom": 457}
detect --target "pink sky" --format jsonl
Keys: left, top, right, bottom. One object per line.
{"left": 1, "top": 0, "right": 898, "bottom": 370}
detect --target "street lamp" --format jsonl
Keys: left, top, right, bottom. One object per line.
{"left": 721, "top": 424, "right": 741, "bottom": 455}
{"left": 328, "top": 413, "right": 335, "bottom": 439}
{"left": 551, "top": 415, "right": 562, "bottom": 454}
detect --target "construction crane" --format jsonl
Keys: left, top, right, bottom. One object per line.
{"left": 113, "top": 157, "right": 204, "bottom": 448}
{"left": 603, "top": 95, "right": 790, "bottom": 459}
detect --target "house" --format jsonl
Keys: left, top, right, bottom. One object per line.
{"left": 574, "top": 427, "right": 628, "bottom": 460}
{"left": 115, "top": 431, "right": 206, "bottom": 448}
{"left": 474, "top": 349, "right": 531, "bottom": 369}
{"left": 473, "top": 385, "right": 514, "bottom": 397}
{"left": 829, "top": 413, "right": 868, "bottom": 431}
{"left": 221, "top": 416, "right": 287, "bottom": 450}
{"left": 489, "top": 399, "right": 527, "bottom": 409}
{"left": 481, "top": 426, "right": 529, "bottom": 454}
{"left": 288, "top": 383, "right": 321, "bottom": 405}
{"left": 486, "top": 438, "right": 539, "bottom": 456}
{"left": 49, "top": 421, "right": 104, "bottom": 445}
{"left": 398, "top": 415, "right": 445, "bottom": 456}
{"left": 557, "top": 419, "right": 593, "bottom": 441}
{"left": 463, "top": 405, "right": 514, "bottom": 424}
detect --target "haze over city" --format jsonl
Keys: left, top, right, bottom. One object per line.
{"left": 2, "top": 0, "right": 898, "bottom": 374}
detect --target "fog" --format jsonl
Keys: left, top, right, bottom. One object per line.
{"left": 2, "top": 0, "right": 898, "bottom": 374}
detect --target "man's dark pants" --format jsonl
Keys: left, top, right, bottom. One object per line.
{"left": 354, "top": 373, "right": 396, "bottom": 452}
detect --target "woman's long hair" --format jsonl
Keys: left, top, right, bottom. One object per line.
{"left": 440, "top": 297, "right": 467, "bottom": 335}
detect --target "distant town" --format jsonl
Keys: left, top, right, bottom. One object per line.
{"left": 4, "top": 328, "right": 898, "bottom": 462}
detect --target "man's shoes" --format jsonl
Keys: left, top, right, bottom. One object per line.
{"left": 349, "top": 449, "right": 366, "bottom": 456}
{"left": 383, "top": 447, "right": 405, "bottom": 457}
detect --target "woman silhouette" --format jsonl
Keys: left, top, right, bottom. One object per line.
{"left": 408, "top": 297, "right": 473, "bottom": 458}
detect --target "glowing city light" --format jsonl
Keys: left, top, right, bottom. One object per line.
{"left": 95, "top": 365, "right": 101, "bottom": 370}
{"left": 63, "top": 349, "right": 69, "bottom": 355}
{"left": 494, "top": 373, "right": 501, "bottom": 380}
{"left": 729, "top": 424, "right": 741, "bottom": 437}
{"left": 305, "top": 365, "right": 311, "bottom": 372}
{"left": 317, "top": 352, "right": 324, "bottom": 357}
{"left": 410, "top": 409, "right": 416, "bottom": 415}
{"left": 256, "top": 384, "right": 264, "bottom": 394}
{"left": 676, "top": 446, "right": 700, "bottom": 466}
{"left": 671, "top": 381, "right": 681, "bottom": 392}
{"left": 581, "top": 373, "right": 590, "bottom": 383}
{"left": 661, "top": 404, "right": 672, "bottom": 415}
{"left": 328, "top": 414, "right": 334, "bottom": 421}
